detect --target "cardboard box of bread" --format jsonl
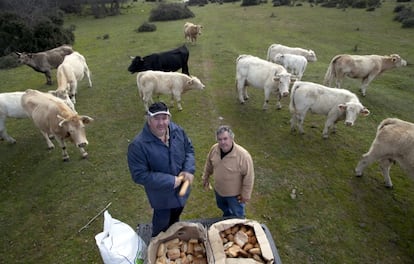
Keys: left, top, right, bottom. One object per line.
{"left": 208, "top": 218, "right": 274, "bottom": 264}
{"left": 147, "top": 222, "right": 211, "bottom": 264}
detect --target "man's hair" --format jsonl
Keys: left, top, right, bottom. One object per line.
{"left": 216, "top": 125, "right": 235, "bottom": 140}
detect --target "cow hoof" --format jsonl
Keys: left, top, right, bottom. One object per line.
{"left": 48, "top": 146, "right": 55, "bottom": 150}
{"left": 82, "top": 153, "right": 88, "bottom": 159}
{"left": 385, "top": 185, "right": 393, "bottom": 189}
{"left": 322, "top": 135, "right": 329, "bottom": 139}
{"left": 355, "top": 172, "right": 363, "bottom": 177}
{"left": 63, "top": 157, "right": 70, "bottom": 162}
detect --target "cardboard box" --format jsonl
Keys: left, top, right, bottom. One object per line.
{"left": 147, "top": 222, "right": 212, "bottom": 264}
{"left": 207, "top": 218, "right": 274, "bottom": 264}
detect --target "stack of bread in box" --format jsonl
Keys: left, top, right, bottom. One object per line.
{"left": 207, "top": 218, "right": 274, "bottom": 264}
{"left": 147, "top": 222, "right": 211, "bottom": 264}
{"left": 147, "top": 219, "right": 274, "bottom": 264}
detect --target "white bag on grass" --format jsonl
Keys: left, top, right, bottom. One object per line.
{"left": 95, "top": 210, "right": 147, "bottom": 264}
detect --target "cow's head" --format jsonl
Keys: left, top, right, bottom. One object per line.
{"left": 48, "top": 90, "right": 76, "bottom": 112}
{"left": 128, "top": 56, "right": 144, "bottom": 73}
{"left": 15, "top": 52, "right": 33, "bottom": 64}
{"left": 390, "top": 54, "right": 407, "bottom": 67}
{"left": 306, "top": 50, "right": 317, "bottom": 62}
{"left": 338, "top": 102, "right": 370, "bottom": 126}
{"left": 187, "top": 76, "right": 205, "bottom": 90}
{"left": 57, "top": 114, "right": 93, "bottom": 148}
{"left": 273, "top": 73, "right": 291, "bottom": 97}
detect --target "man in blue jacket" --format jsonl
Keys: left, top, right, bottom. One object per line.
{"left": 127, "top": 102, "right": 195, "bottom": 237}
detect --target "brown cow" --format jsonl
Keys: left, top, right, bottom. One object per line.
{"left": 184, "top": 22, "right": 203, "bottom": 43}
{"left": 355, "top": 118, "right": 414, "bottom": 188}
{"left": 324, "top": 54, "right": 407, "bottom": 96}
{"left": 15, "top": 45, "right": 73, "bottom": 85}
{"left": 21, "top": 89, "right": 93, "bottom": 161}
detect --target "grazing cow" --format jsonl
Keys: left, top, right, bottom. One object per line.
{"left": 128, "top": 45, "right": 190, "bottom": 75}
{"left": 355, "top": 118, "right": 414, "bottom": 188}
{"left": 289, "top": 81, "right": 370, "bottom": 139}
{"left": 15, "top": 45, "right": 73, "bottom": 85}
{"left": 21, "top": 89, "right": 93, "bottom": 161}
{"left": 323, "top": 54, "right": 407, "bottom": 96}
{"left": 184, "top": 22, "right": 203, "bottom": 43}
{"left": 136, "top": 70, "right": 205, "bottom": 111}
{"left": 0, "top": 91, "right": 76, "bottom": 144}
{"left": 56, "top": 51, "right": 92, "bottom": 104}
{"left": 236, "top": 54, "right": 293, "bottom": 110}
{"left": 273, "top": 53, "right": 308, "bottom": 80}
{"left": 266, "top": 43, "right": 317, "bottom": 62}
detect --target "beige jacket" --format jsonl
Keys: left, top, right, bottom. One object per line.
{"left": 202, "top": 142, "right": 254, "bottom": 199}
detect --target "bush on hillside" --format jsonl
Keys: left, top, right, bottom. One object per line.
{"left": 187, "top": 0, "right": 209, "bottom": 6}
{"left": 241, "top": 0, "right": 261, "bottom": 6}
{"left": 0, "top": 11, "right": 74, "bottom": 60}
{"left": 0, "top": 53, "right": 19, "bottom": 69}
{"left": 149, "top": 3, "right": 194, "bottom": 22}
{"left": 136, "top": 22, "right": 157, "bottom": 32}
{"left": 402, "top": 17, "right": 414, "bottom": 27}
{"left": 393, "top": 5, "right": 414, "bottom": 28}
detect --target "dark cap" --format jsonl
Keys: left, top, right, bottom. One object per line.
{"left": 147, "top": 102, "right": 171, "bottom": 117}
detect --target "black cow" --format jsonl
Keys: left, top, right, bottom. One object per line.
{"left": 128, "top": 45, "right": 190, "bottom": 75}
{"left": 15, "top": 45, "right": 74, "bottom": 85}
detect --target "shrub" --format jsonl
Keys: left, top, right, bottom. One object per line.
{"left": 402, "top": 17, "right": 414, "bottom": 28}
{"left": 149, "top": 3, "right": 194, "bottom": 22}
{"left": 0, "top": 53, "right": 19, "bottom": 69}
{"left": 188, "top": 0, "right": 209, "bottom": 6}
{"left": 241, "top": 0, "right": 260, "bottom": 5}
{"left": 137, "top": 22, "right": 157, "bottom": 32}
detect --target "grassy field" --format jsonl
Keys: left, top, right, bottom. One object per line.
{"left": 0, "top": 1, "right": 413, "bottom": 263}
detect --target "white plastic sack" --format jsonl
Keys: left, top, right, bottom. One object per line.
{"left": 95, "top": 210, "right": 147, "bottom": 264}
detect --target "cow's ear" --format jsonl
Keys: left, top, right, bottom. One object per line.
{"left": 81, "top": 115, "right": 94, "bottom": 124}
{"left": 338, "top": 104, "right": 347, "bottom": 111}
{"left": 360, "top": 108, "right": 370, "bottom": 116}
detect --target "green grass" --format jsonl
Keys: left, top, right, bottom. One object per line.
{"left": 1, "top": 1, "right": 414, "bottom": 263}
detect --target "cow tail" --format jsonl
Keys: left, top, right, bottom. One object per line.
{"left": 289, "top": 82, "right": 299, "bottom": 114}
{"left": 266, "top": 45, "right": 272, "bottom": 61}
{"left": 136, "top": 72, "right": 144, "bottom": 99}
{"left": 377, "top": 118, "right": 398, "bottom": 132}
{"left": 57, "top": 64, "right": 70, "bottom": 89}
{"left": 323, "top": 55, "right": 340, "bottom": 86}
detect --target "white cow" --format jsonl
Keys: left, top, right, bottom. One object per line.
{"left": 266, "top": 43, "right": 317, "bottom": 62}
{"left": 323, "top": 54, "right": 407, "bottom": 96}
{"left": 136, "top": 70, "right": 205, "bottom": 111}
{"left": 0, "top": 91, "right": 76, "bottom": 144}
{"left": 184, "top": 22, "right": 203, "bottom": 43}
{"left": 236, "top": 54, "right": 293, "bottom": 110}
{"left": 273, "top": 53, "right": 308, "bottom": 80}
{"left": 355, "top": 118, "right": 414, "bottom": 188}
{"left": 289, "top": 81, "right": 370, "bottom": 139}
{"left": 57, "top": 51, "right": 92, "bottom": 104}
{"left": 21, "top": 89, "right": 93, "bottom": 161}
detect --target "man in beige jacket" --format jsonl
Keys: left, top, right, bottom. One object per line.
{"left": 202, "top": 125, "right": 255, "bottom": 218}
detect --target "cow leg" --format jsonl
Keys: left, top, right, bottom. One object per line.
{"left": 172, "top": 92, "right": 183, "bottom": 111}
{"left": 54, "top": 137, "right": 70, "bottom": 161}
{"left": 40, "top": 131, "right": 55, "bottom": 149}
{"left": 262, "top": 88, "right": 271, "bottom": 110}
{"left": 360, "top": 77, "right": 372, "bottom": 97}
{"left": 236, "top": 80, "right": 247, "bottom": 104}
{"left": 379, "top": 158, "right": 394, "bottom": 188}
{"left": 275, "top": 93, "right": 282, "bottom": 110}
{"left": 69, "top": 81, "right": 77, "bottom": 104}
{"left": 0, "top": 117, "right": 17, "bottom": 144}
{"left": 45, "top": 71, "right": 52, "bottom": 85}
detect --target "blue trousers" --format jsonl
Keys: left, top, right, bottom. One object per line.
{"left": 215, "top": 191, "right": 245, "bottom": 218}
{"left": 152, "top": 207, "right": 184, "bottom": 237}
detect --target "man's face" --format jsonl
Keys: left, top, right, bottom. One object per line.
{"left": 148, "top": 114, "right": 170, "bottom": 137}
{"left": 217, "top": 131, "right": 233, "bottom": 153}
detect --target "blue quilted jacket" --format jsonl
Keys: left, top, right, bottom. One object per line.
{"left": 127, "top": 121, "right": 195, "bottom": 209}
